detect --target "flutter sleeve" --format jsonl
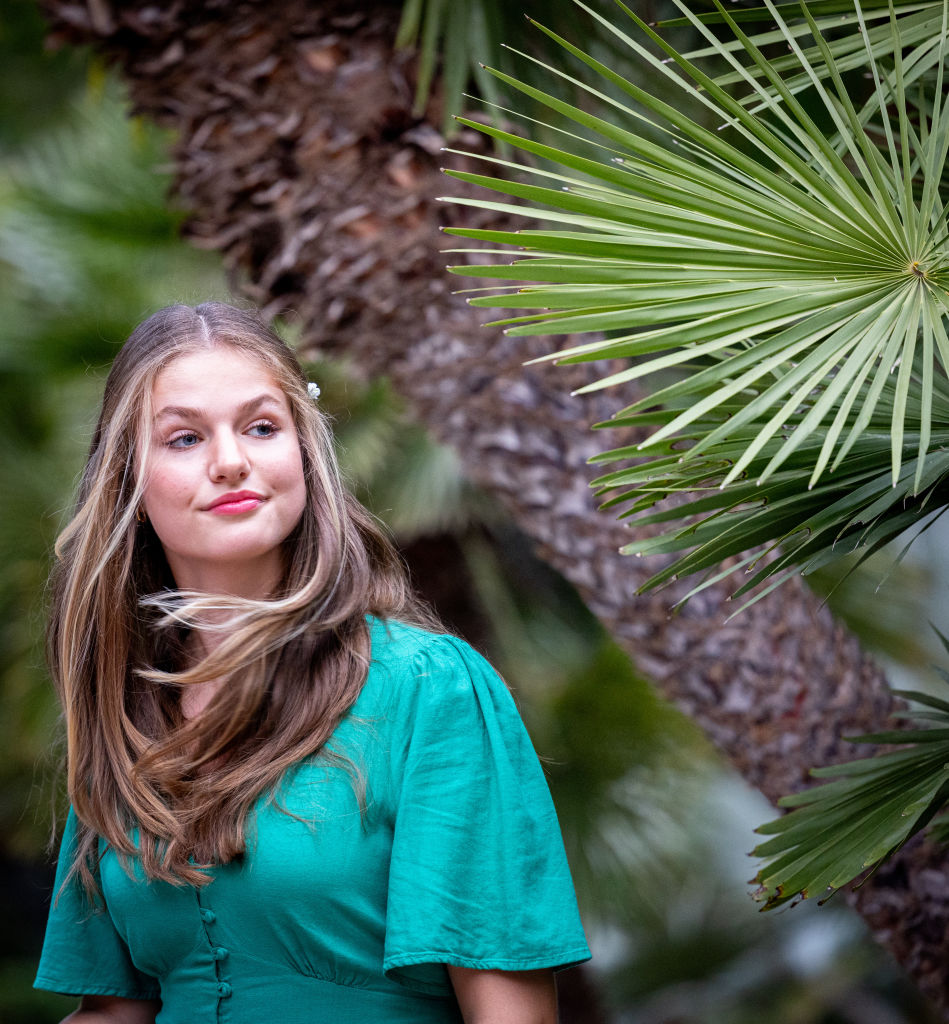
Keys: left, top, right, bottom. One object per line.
{"left": 34, "top": 807, "right": 160, "bottom": 1000}
{"left": 382, "top": 633, "right": 591, "bottom": 994}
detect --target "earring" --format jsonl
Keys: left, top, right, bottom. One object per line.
{"left": 135, "top": 507, "right": 147, "bottom": 524}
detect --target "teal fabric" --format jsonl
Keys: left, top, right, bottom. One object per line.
{"left": 35, "top": 619, "right": 591, "bottom": 1023}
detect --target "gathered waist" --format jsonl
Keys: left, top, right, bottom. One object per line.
{"left": 156, "top": 949, "right": 463, "bottom": 1024}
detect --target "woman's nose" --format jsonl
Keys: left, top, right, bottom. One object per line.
{"left": 209, "top": 431, "right": 251, "bottom": 481}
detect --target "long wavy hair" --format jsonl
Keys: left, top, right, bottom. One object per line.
{"left": 48, "top": 302, "right": 433, "bottom": 895}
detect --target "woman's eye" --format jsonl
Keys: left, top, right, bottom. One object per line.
{"left": 248, "top": 421, "right": 278, "bottom": 438}
{"left": 168, "top": 432, "right": 200, "bottom": 449}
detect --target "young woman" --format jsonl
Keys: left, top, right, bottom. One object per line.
{"left": 35, "top": 303, "right": 590, "bottom": 1024}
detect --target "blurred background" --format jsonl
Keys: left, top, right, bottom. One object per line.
{"left": 1, "top": 2, "right": 946, "bottom": 1021}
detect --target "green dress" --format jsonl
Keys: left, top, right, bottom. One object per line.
{"left": 35, "top": 619, "right": 591, "bottom": 1023}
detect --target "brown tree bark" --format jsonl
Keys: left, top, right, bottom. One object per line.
{"left": 42, "top": 0, "right": 949, "bottom": 1012}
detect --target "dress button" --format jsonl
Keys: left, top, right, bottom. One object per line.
{"left": 211, "top": 946, "right": 229, "bottom": 961}
{"left": 200, "top": 909, "right": 216, "bottom": 924}
{"left": 217, "top": 982, "right": 232, "bottom": 998}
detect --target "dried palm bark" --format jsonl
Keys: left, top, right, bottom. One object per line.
{"left": 41, "top": 0, "right": 948, "bottom": 1012}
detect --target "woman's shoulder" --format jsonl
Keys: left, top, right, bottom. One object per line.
{"left": 362, "top": 617, "right": 508, "bottom": 715}
{"left": 367, "top": 616, "right": 481, "bottom": 671}
{"left": 366, "top": 615, "right": 439, "bottom": 659}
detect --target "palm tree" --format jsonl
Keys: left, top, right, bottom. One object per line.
{"left": 37, "top": 0, "right": 949, "bottom": 1012}
{"left": 437, "top": 0, "right": 949, "bottom": 905}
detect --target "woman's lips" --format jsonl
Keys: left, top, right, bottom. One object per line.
{"left": 206, "top": 492, "right": 265, "bottom": 515}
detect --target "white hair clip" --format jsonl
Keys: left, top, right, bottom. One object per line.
{"left": 307, "top": 382, "right": 321, "bottom": 401}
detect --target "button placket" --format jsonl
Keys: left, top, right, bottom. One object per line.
{"left": 195, "top": 890, "right": 232, "bottom": 1007}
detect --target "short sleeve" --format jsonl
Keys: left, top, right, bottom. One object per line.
{"left": 382, "top": 634, "right": 591, "bottom": 993}
{"left": 34, "top": 808, "right": 160, "bottom": 1000}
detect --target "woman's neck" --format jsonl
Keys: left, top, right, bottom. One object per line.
{"left": 180, "top": 620, "right": 228, "bottom": 720}
{"left": 169, "top": 559, "right": 282, "bottom": 601}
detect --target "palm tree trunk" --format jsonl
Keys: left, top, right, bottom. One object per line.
{"left": 42, "top": 0, "right": 949, "bottom": 1012}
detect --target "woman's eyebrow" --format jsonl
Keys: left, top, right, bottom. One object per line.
{"left": 154, "top": 394, "right": 283, "bottom": 421}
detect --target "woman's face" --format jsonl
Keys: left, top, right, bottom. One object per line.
{"left": 141, "top": 345, "right": 307, "bottom": 597}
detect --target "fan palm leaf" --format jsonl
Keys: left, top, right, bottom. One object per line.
{"left": 678, "top": 1, "right": 947, "bottom": 110}
{"left": 443, "top": 0, "right": 949, "bottom": 601}
{"left": 752, "top": 660, "right": 949, "bottom": 909}
{"left": 395, "top": 0, "right": 653, "bottom": 136}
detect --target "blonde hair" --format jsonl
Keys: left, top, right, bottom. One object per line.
{"left": 48, "top": 303, "right": 433, "bottom": 894}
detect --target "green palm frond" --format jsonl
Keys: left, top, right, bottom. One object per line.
{"left": 443, "top": 0, "right": 949, "bottom": 601}
{"left": 587, "top": 357, "right": 949, "bottom": 604}
{"left": 395, "top": 0, "right": 672, "bottom": 136}
{"left": 752, "top": 642, "right": 949, "bottom": 909}
{"left": 675, "top": 0, "right": 946, "bottom": 94}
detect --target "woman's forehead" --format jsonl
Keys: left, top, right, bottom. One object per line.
{"left": 152, "top": 346, "right": 286, "bottom": 403}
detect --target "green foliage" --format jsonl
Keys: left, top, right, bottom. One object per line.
{"left": 294, "top": 354, "right": 494, "bottom": 540}
{"left": 806, "top": 550, "right": 938, "bottom": 668}
{"left": 753, "top": 634, "right": 949, "bottom": 909}
{"left": 0, "top": 0, "right": 87, "bottom": 150}
{"left": 0, "top": 959, "right": 74, "bottom": 1024}
{"left": 0, "top": 63, "right": 228, "bottom": 856}
{"left": 395, "top": 0, "right": 661, "bottom": 136}
{"left": 442, "top": 0, "right": 949, "bottom": 605}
